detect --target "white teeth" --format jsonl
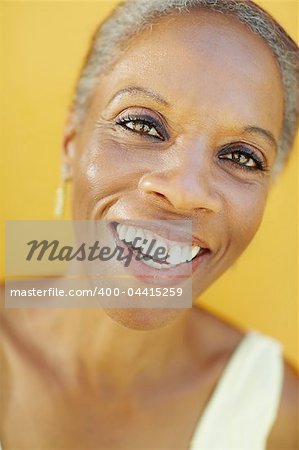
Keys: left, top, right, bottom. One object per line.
{"left": 148, "top": 239, "right": 168, "bottom": 261}
{"left": 118, "top": 224, "right": 128, "bottom": 240}
{"left": 141, "top": 258, "right": 178, "bottom": 270}
{"left": 132, "top": 228, "right": 145, "bottom": 248}
{"left": 115, "top": 223, "right": 203, "bottom": 266}
{"left": 141, "top": 230, "right": 153, "bottom": 255}
{"left": 186, "top": 253, "right": 193, "bottom": 263}
{"left": 181, "top": 245, "right": 191, "bottom": 262}
{"left": 142, "top": 258, "right": 163, "bottom": 270}
{"left": 192, "top": 246, "right": 200, "bottom": 259}
{"left": 124, "top": 226, "right": 136, "bottom": 243}
{"left": 166, "top": 245, "right": 182, "bottom": 265}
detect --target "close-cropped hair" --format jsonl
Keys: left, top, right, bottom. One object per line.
{"left": 73, "top": 0, "right": 299, "bottom": 178}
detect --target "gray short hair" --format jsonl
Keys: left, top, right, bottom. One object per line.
{"left": 73, "top": 0, "right": 298, "bottom": 177}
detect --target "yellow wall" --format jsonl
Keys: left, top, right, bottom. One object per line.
{"left": 1, "top": 1, "right": 298, "bottom": 367}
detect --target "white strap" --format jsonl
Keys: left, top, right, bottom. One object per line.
{"left": 189, "top": 330, "right": 284, "bottom": 450}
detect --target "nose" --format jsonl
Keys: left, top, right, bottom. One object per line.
{"left": 138, "top": 147, "right": 222, "bottom": 213}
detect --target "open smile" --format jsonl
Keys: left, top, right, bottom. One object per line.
{"left": 110, "top": 221, "right": 211, "bottom": 273}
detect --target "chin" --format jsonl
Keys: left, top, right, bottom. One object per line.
{"left": 103, "top": 307, "right": 185, "bottom": 331}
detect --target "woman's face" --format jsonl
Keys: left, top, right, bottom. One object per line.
{"left": 65, "top": 10, "right": 284, "bottom": 327}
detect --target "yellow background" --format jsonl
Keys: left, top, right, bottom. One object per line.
{"left": 1, "top": 1, "right": 298, "bottom": 367}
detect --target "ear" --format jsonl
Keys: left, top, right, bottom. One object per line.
{"left": 61, "top": 112, "right": 79, "bottom": 180}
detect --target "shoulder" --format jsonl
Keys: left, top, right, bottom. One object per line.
{"left": 189, "top": 304, "right": 246, "bottom": 369}
{"left": 267, "top": 359, "right": 299, "bottom": 450}
{"left": 192, "top": 305, "right": 298, "bottom": 449}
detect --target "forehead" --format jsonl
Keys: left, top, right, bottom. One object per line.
{"left": 95, "top": 9, "right": 284, "bottom": 139}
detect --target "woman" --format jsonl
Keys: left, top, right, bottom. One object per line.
{"left": 1, "top": 0, "right": 298, "bottom": 448}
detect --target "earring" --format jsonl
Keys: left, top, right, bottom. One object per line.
{"left": 54, "top": 164, "right": 70, "bottom": 218}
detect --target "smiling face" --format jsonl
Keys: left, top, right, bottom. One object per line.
{"left": 64, "top": 9, "right": 284, "bottom": 328}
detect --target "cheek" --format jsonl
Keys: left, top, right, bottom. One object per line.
{"left": 71, "top": 132, "right": 148, "bottom": 218}
{"left": 225, "top": 182, "right": 268, "bottom": 257}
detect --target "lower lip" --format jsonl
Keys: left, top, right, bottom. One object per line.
{"left": 108, "top": 223, "right": 210, "bottom": 287}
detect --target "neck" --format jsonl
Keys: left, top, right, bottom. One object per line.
{"left": 43, "top": 307, "right": 200, "bottom": 392}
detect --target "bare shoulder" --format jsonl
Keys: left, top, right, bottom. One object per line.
{"left": 267, "top": 359, "right": 299, "bottom": 450}
{"left": 190, "top": 304, "right": 246, "bottom": 360}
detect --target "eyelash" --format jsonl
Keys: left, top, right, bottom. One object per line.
{"left": 116, "top": 114, "right": 166, "bottom": 141}
{"left": 115, "top": 115, "right": 268, "bottom": 172}
{"left": 218, "top": 145, "right": 269, "bottom": 173}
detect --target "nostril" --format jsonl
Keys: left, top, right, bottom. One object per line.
{"left": 152, "top": 191, "right": 172, "bottom": 205}
{"left": 155, "top": 192, "right": 166, "bottom": 199}
{"left": 143, "top": 190, "right": 175, "bottom": 209}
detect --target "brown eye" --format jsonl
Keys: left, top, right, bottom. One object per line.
{"left": 220, "top": 151, "right": 256, "bottom": 167}
{"left": 218, "top": 145, "right": 267, "bottom": 172}
{"left": 116, "top": 114, "right": 166, "bottom": 141}
{"left": 124, "top": 120, "right": 161, "bottom": 138}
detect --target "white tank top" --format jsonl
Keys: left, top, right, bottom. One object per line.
{"left": 189, "top": 330, "right": 284, "bottom": 450}
{"left": 0, "top": 330, "right": 283, "bottom": 450}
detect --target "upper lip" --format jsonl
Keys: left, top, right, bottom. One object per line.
{"left": 111, "top": 219, "right": 210, "bottom": 250}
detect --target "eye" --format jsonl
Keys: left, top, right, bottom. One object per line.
{"left": 218, "top": 145, "right": 268, "bottom": 172}
{"left": 116, "top": 114, "right": 166, "bottom": 141}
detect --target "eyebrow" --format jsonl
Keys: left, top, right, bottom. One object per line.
{"left": 105, "top": 87, "right": 278, "bottom": 150}
{"left": 243, "top": 125, "right": 278, "bottom": 150}
{"left": 106, "top": 86, "right": 170, "bottom": 108}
